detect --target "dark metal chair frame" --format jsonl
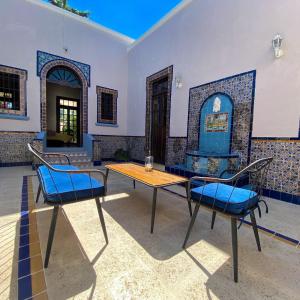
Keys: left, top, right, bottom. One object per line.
{"left": 28, "top": 143, "right": 108, "bottom": 268}
{"left": 182, "top": 157, "right": 273, "bottom": 282}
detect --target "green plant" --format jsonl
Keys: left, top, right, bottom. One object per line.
{"left": 49, "top": 0, "right": 90, "bottom": 18}
{"left": 114, "top": 149, "right": 130, "bottom": 162}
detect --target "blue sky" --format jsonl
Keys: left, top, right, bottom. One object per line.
{"left": 46, "top": 0, "right": 182, "bottom": 39}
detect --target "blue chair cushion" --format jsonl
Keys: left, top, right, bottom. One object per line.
{"left": 37, "top": 165, "right": 105, "bottom": 203}
{"left": 191, "top": 183, "right": 258, "bottom": 214}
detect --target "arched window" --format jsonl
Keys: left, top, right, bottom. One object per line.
{"left": 47, "top": 67, "right": 82, "bottom": 88}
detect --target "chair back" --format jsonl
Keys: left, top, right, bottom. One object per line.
{"left": 231, "top": 157, "right": 273, "bottom": 198}
{"left": 28, "top": 143, "right": 54, "bottom": 170}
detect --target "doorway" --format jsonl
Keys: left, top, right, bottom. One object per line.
{"left": 45, "top": 66, "right": 82, "bottom": 147}
{"left": 56, "top": 97, "right": 80, "bottom": 146}
{"left": 151, "top": 77, "right": 168, "bottom": 164}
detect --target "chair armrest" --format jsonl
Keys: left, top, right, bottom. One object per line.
{"left": 189, "top": 176, "right": 232, "bottom": 184}
{"left": 48, "top": 167, "right": 107, "bottom": 191}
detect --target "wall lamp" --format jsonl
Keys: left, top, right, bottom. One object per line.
{"left": 272, "top": 34, "right": 283, "bottom": 58}
{"left": 175, "top": 75, "right": 183, "bottom": 89}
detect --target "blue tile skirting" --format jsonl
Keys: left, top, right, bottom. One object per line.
{"left": 0, "top": 161, "right": 31, "bottom": 168}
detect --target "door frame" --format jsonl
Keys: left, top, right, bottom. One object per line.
{"left": 150, "top": 76, "right": 169, "bottom": 164}
{"left": 56, "top": 96, "right": 80, "bottom": 146}
{"left": 145, "top": 65, "right": 173, "bottom": 164}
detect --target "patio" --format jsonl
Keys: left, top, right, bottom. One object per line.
{"left": 1, "top": 165, "right": 299, "bottom": 299}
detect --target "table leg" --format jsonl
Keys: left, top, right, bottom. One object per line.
{"left": 150, "top": 188, "right": 158, "bottom": 234}
{"left": 105, "top": 169, "right": 109, "bottom": 195}
{"left": 133, "top": 179, "right": 136, "bottom": 189}
{"left": 185, "top": 182, "right": 192, "bottom": 217}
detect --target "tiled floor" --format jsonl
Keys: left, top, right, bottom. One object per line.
{"left": 0, "top": 165, "right": 300, "bottom": 299}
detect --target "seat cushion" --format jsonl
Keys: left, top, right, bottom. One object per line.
{"left": 191, "top": 183, "right": 258, "bottom": 214}
{"left": 37, "top": 165, "right": 105, "bottom": 203}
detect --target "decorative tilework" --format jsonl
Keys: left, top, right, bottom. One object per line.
{"left": 0, "top": 131, "right": 36, "bottom": 164}
{"left": 187, "top": 71, "right": 256, "bottom": 166}
{"left": 251, "top": 139, "right": 300, "bottom": 201}
{"left": 96, "top": 86, "right": 118, "bottom": 125}
{"left": 0, "top": 64, "right": 27, "bottom": 116}
{"left": 92, "top": 135, "right": 145, "bottom": 162}
{"left": 145, "top": 65, "right": 173, "bottom": 161}
{"left": 37, "top": 51, "right": 90, "bottom": 86}
{"left": 165, "top": 137, "right": 187, "bottom": 166}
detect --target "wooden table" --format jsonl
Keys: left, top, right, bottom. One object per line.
{"left": 105, "top": 163, "right": 191, "bottom": 233}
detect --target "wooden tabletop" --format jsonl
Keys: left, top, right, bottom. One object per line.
{"left": 105, "top": 163, "right": 188, "bottom": 187}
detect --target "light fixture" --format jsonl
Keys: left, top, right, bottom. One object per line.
{"left": 272, "top": 34, "right": 283, "bottom": 58}
{"left": 175, "top": 75, "right": 183, "bottom": 89}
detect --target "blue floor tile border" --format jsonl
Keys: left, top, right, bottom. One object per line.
{"left": 161, "top": 186, "right": 300, "bottom": 247}
{"left": 18, "top": 176, "right": 33, "bottom": 300}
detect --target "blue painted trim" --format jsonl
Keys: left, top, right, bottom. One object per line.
{"left": 37, "top": 50, "right": 91, "bottom": 87}
{"left": 247, "top": 70, "right": 257, "bottom": 163}
{"left": 197, "top": 92, "right": 234, "bottom": 153}
{"left": 0, "top": 114, "right": 29, "bottom": 120}
{"left": 262, "top": 188, "right": 300, "bottom": 205}
{"left": 34, "top": 131, "right": 45, "bottom": 141}
{"left": 95, "top": 122, "right": 119, "bottom": 127}
{"left": 0, "top": 161, "right": 31, "bottom": 168}
{"left": 83, "top": 133, "right": 94, "bottom": 158}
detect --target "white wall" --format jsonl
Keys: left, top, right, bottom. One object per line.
{"left": 1, "top": 0, "right": 299, "bottom": 139}
{"left": 128, "top": 0, "right": 300, "bottom": 138}
{"left": 0, "top": 0, "right": 132, "bottom": 135}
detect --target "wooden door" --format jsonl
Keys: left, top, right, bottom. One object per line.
{"left": 151, "top": 77, "right": 168, "bottom": 164}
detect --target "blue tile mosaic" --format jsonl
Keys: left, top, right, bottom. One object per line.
{"left": 37, "top": 51, "right": 91, "bottom": 86}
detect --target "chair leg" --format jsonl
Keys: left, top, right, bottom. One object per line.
{"left": 36, "top": 184, "right": 41, "bottom": 203}
{"left": 182, "top": 202, "right": 200, "bottom": 248}
{"left": 95, "top": 197, "right": 108, "bottom": 244}
{"left": 211, "top": 211, "right": 216, "bottom": 229}
{"left": 185, "top": 182, "right": 192, "bottom": 217}
{"left": 44, "top": 206, "right": 59, "bottom": 268}
{"left": 231, "top": 217, "right": 238, "bottom": 283}
{"left": 150, "top": 188, "right": 158, "bottom": 234}
{"left": 250, "top": 210, "right": 261, "bottom": 252}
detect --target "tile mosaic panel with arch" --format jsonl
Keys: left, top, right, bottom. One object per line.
{"left": 38, "top": 58, "right": 89, "bottom": 140}
{"left": 187, "top": 70, "right": 256, "bottom": 166}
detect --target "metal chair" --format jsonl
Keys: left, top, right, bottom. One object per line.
{"left": 182, "top": 157, "right": 273, "bottom": 282}
{"left": 28, "top": 143, "right": 108, "bottom": 268}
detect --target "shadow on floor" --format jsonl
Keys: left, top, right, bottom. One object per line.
{"left": 36, "top": 207, "right": 105, "bottom": 300}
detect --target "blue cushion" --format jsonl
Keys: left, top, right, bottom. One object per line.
{"left": 191, "top": 183, "right": 258, "bottom": 214}
{"left": 37, "top": 165, "right": 105, "bottom": 203}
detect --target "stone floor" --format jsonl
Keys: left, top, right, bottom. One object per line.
{"left": 0, "top": 165, "right": 300, "bottom": 299}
